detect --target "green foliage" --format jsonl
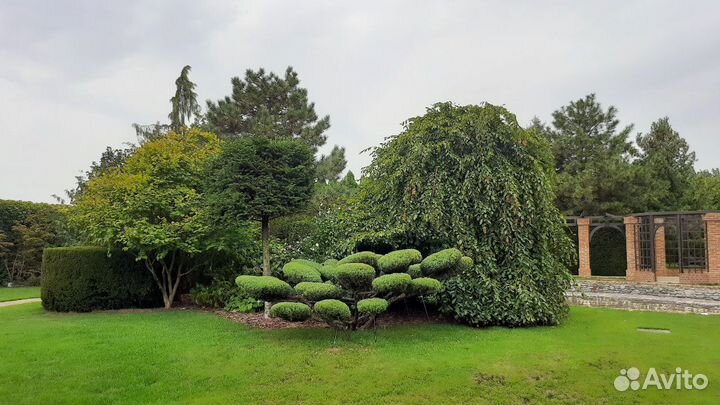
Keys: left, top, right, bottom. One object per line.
{"left": 318, "top": 263, "right": 340, "bottom": 281}
{"left": 190, "top": 281, "right": 237, "bottom": 308}
{"left": 410, "top": 277, "right": 443, "bottom": 296}
{"left": 205, "top": 66, "right": 330, "bottom": 151}
{"left": 270, "top": 302, "right": 312, "bottom": 322}
{"left": 316, "top": 145, "right": 347, "bottom": 183}
{"left": 685, "top": 169, "right": 720, "bottom": 210}
{"left": 63, "top": 145, "right": 136, "bottom": 203}
{"left": 206, "top": 137, "right": 315, "bottom": 224}
{"left": 292, "top": 259, "right": 323, "bottom": 272}
{"left": 0, "top": 200, "right": 70, "bottom": 285}
{"left": 361, "top": 102, "right": 573, "bottom": 327}
{"left": 282, "top": 261, "right": 323, "bottom": 284}
{"left": 224, "top": 296, "right": 263, "bottom": 313}
{"left": 356, "top": 298, "right": 389, "bottom": 316}
{"left": 372, "top": 273, "right": 411, "bottom": 295}
{"left": 235, "top": 275, "right": 294, "bottom": 301}
{"left": 407, "top": 264, "right": 422, "bottom": 279}
{"left": 313, "top": 299, "right": 351, "bottom": 322}
{"left": 41, "top": 247, "right": 161, "bottom": 312}
{"left": 294, "top": 282, "right": 342, "bottom": 301}
{"left": 337, "top": 251, "right": 381, "bottom": 268}
{"left": 335, "top": 263, "right": 376, "bottom": 291}
{"left": 323, "top": 259, "right": 338, "bottom": 265}
{"left": 71, "top": 129, "right": 223, "bottom": 308}
{"left": 377, "top": 249, "right": 422, "bottom": 273}
{"left": 420, "top": 248, "right": 462, "bottom": 276}
{"left": 168, "top": 65, "right": 201, "bottom": 132}
{"left": 458, "top": 256, "right": 474, "bottom": 272}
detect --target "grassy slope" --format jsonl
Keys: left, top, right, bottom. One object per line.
{"left": 0, "top": 287, "right": 40, "bottom": 302}
{"left": 0, "top": 304, "right": 718, "bottom": 405}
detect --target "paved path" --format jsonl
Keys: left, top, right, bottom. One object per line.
{"left": 0, "top": 298, "right": 41, "bottom": 308}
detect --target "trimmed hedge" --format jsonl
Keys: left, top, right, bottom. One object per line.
{"left": 411, "top": 277, "right": 443, "bottom": 296}
{"left": 337, "top": 251, "right": 381, "bottom": 268}
{"left": 319, "top": 264, "right": 340, "bottom": 282}
{"left": 270, "top": 302, "right": 312, "bottom": 321}
{"left": 420, "top": 248, "right": 462, "bottom": 276}
{"left": 357, "top": 298, "right": 389, "bottom": 316}
{"left": 459, "top": 256, "right": 474, "bottom": 271}
{"left": 336, "top": 263, "right": 376, "bottom": 291}
{"left": 372, "top": 273, "right": 411, "bottom": 295}
{"left": 282, "top": 261, "right": 322, "bottom": 285}
{"left": 294, "top": 282, "right": 342, "bottom": 301}
{"left": 236, "top": 275, "right": 294, "bottom": 301}
{"left": 407, "top": 264, "right": 422, "bottom": 279}
{"left": 313, "top": 299, "right": 351, "bottom": 322}
{"left": 377, "top": 249, "right": 422, "bottom": 273}
{"left": 41, "top": 247, "right": 161, "bottom": 312}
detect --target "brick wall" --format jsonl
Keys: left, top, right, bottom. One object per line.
{"left": 577, "top": 218, "right": 591, "bottom": 277}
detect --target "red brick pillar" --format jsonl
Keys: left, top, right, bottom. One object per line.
{"left": 653, "top": 218, "right": 668, "bottom": 277}
{"left": 577, "top": 218, "right": 591, "bottom": 278}
{"left": 703, "top": 213, "right": 720, "bottom": 284}
{"left": 624, "top": 216, "right": 639, "bottom": 281}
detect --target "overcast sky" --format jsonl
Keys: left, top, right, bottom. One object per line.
{"left": 1, "top": 1, "right": 719, "bottom": 203}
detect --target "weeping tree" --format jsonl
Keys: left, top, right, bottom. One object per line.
{"left": 169, "top": 65, "right": 201, "bottom": 132}
{"left": 361, "top": 102, "right": 574, "bottom": 326}
{"left": 236, "top": 248, "right": 469, "bottom": 330}
{"left": 205, "top": 137, "right": 315, "bottom": 313}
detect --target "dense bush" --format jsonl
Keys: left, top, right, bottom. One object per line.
{"left": 361, "top": 102, "right": 573, "bottom": 326}
{"left": 410, "top": 277, "right": 443, "bottom": 296}
{"left": 41, "top": 247, "right": 161, "bottom": 312}
{"left": 357, "top": 298, "right": 389, "bottom": 316}
{"left": 318, "top": 263, "right": 340, "bottom": 281}
{"left": 235, "top": 275, "right": 294, "bottom": 301}
{"left": 335, "top": 263, "right": 376, "bottom": 290}
{"left": 372, "top": 273, "right": 411, "bottom": 295}
{"left": 377, "top": 249, "right": 422, "bottom": 273}
{"left": 294, "top": 282, "right": 342, "bottom": 301}
{"left": 337, "top": 251, "right": 381, "bottom": 268}
{"left": 313, "top": 299, "right": 351, "bottom": 323}
{"left": 407, "top": 264, "right": 422, "bottom": 279}
{"left": 191, "top": 280, "right": 262, "bottom": 313}
{"left": 270, "top": 302, "right": 312, "bottom": 321}
{"left": 282, "top": 261, "right": 323, "bottom": 284}
{"left": 420, "top": 248, "right": 462, "bottom": 276}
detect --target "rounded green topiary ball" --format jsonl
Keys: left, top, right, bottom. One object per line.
{"left": 335, "top": 263, "right": 376, "bottom": 291}
{"left": 270, "top": 302, "right": 312, "bottom": 321}
{"left": 377, "top": 249, "right": 422, "bottom": 273}
{"left": 337, "top": 251, "right": 382, "bottom": 269}
{"left": 313, "top": 299, "right": 351, "bottom": 322}
{"left": 372, "top": 273, "right": 412, "bottom": 295}
{"left": 357, "top": 298, "right": 389, "bottom": 316}
{"left": 410, "top": 277, "right": 443, "bottom": 296}
{"left": 458, "top": 256, "right": 474, "bottom": 271}
{"left": 294, "top": 282, "right": 342, "bottom": 301}
{"left": 319, "top": 264, "right": 340, "bottom": 282}
{"left": 282, "top": 261, "right": 323, "bottom": 285}
{"left": 407, "top": 263, "right": 422, "bottom": 279}
{"left": 235, "top": 275, "right": 294, "bottom": 301}
{"left": 420, "top": 248, "right": 463, "bottom": 276}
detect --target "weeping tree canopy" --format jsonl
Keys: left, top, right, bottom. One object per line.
{"left": 360, "top": 102, "right": 573, "bottom": 326}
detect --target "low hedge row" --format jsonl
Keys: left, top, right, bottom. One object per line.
{"left": 41, "top": 247, "right": 162, "bottom": 312}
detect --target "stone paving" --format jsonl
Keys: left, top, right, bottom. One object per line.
{"left": 0, "top": 298, "right": 41, "bottom": 308}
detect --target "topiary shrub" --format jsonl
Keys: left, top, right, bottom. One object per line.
{"left": 41, "top": 247, "right": 161, "bottom": 312}
{"left": 270, "top": 302, "right": 312, "bottom": 321}
{"left": 292, "top": 259, "right": 323, "bottom": 272}
{"left": 313, "top": 299, "right": 351, "bottom": 323}
{"left": 282, "top": 261, "right": 322, "bottom": 285}
{"left": 294, "top": 282, "right": 342, "bottom": 301}
{"left": 377, "top": 249, "right": 422, "bottom": 273}
{"left": 420, "top": 248, "right": 462, "bottom": 276}
{"left": 235, "top": 275, "right": 294, "bottom": 301}
{"left": 318, "top": 264, "right": 340, "bottom": 282}
{"left": 337, "top": 251, "right": 381, "bottom": 269}
{"left": 407, "top": 264, "right": 422, "bottom": 279}
{"left": 335, "top": 263, "right": 376, "bottom": 291}
{"left": 357, "top": 298, "right": 389, "bottom": 316}
{"left": 410, "top": 277, "right": 443, "bottom": 296}
{"left": 323, "top": 258, "right": 339, "bottom": 266}
{"left": 372, "top": 273, "right": 411, "bottom": 295}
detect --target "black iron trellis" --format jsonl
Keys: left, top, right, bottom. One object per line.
{"left": 633, "top": 212, "right": 709, "bottom": 273}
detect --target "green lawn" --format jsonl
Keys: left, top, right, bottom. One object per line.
{"left": 0, "top": 304, "right": 718, "bottom": 404}
{"left": 0, "top": 287, "right": 40, "bottom": 302}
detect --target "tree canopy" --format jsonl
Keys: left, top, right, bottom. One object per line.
{"left": 168, "top": 65, "right": 201, "bottom": 132}
{"left": 205, "top": 67, "right": 330, "bottom": 150}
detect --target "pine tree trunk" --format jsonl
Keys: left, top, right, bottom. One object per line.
{"left": 262, "top": 215, "right": 271, "bottom": 318}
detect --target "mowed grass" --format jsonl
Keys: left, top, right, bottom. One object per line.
{"left": 0, "top": 287, "right": 40, "bottom": 302}
{"left": 0, "top": 304, "right": 718, "bottom": 405}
